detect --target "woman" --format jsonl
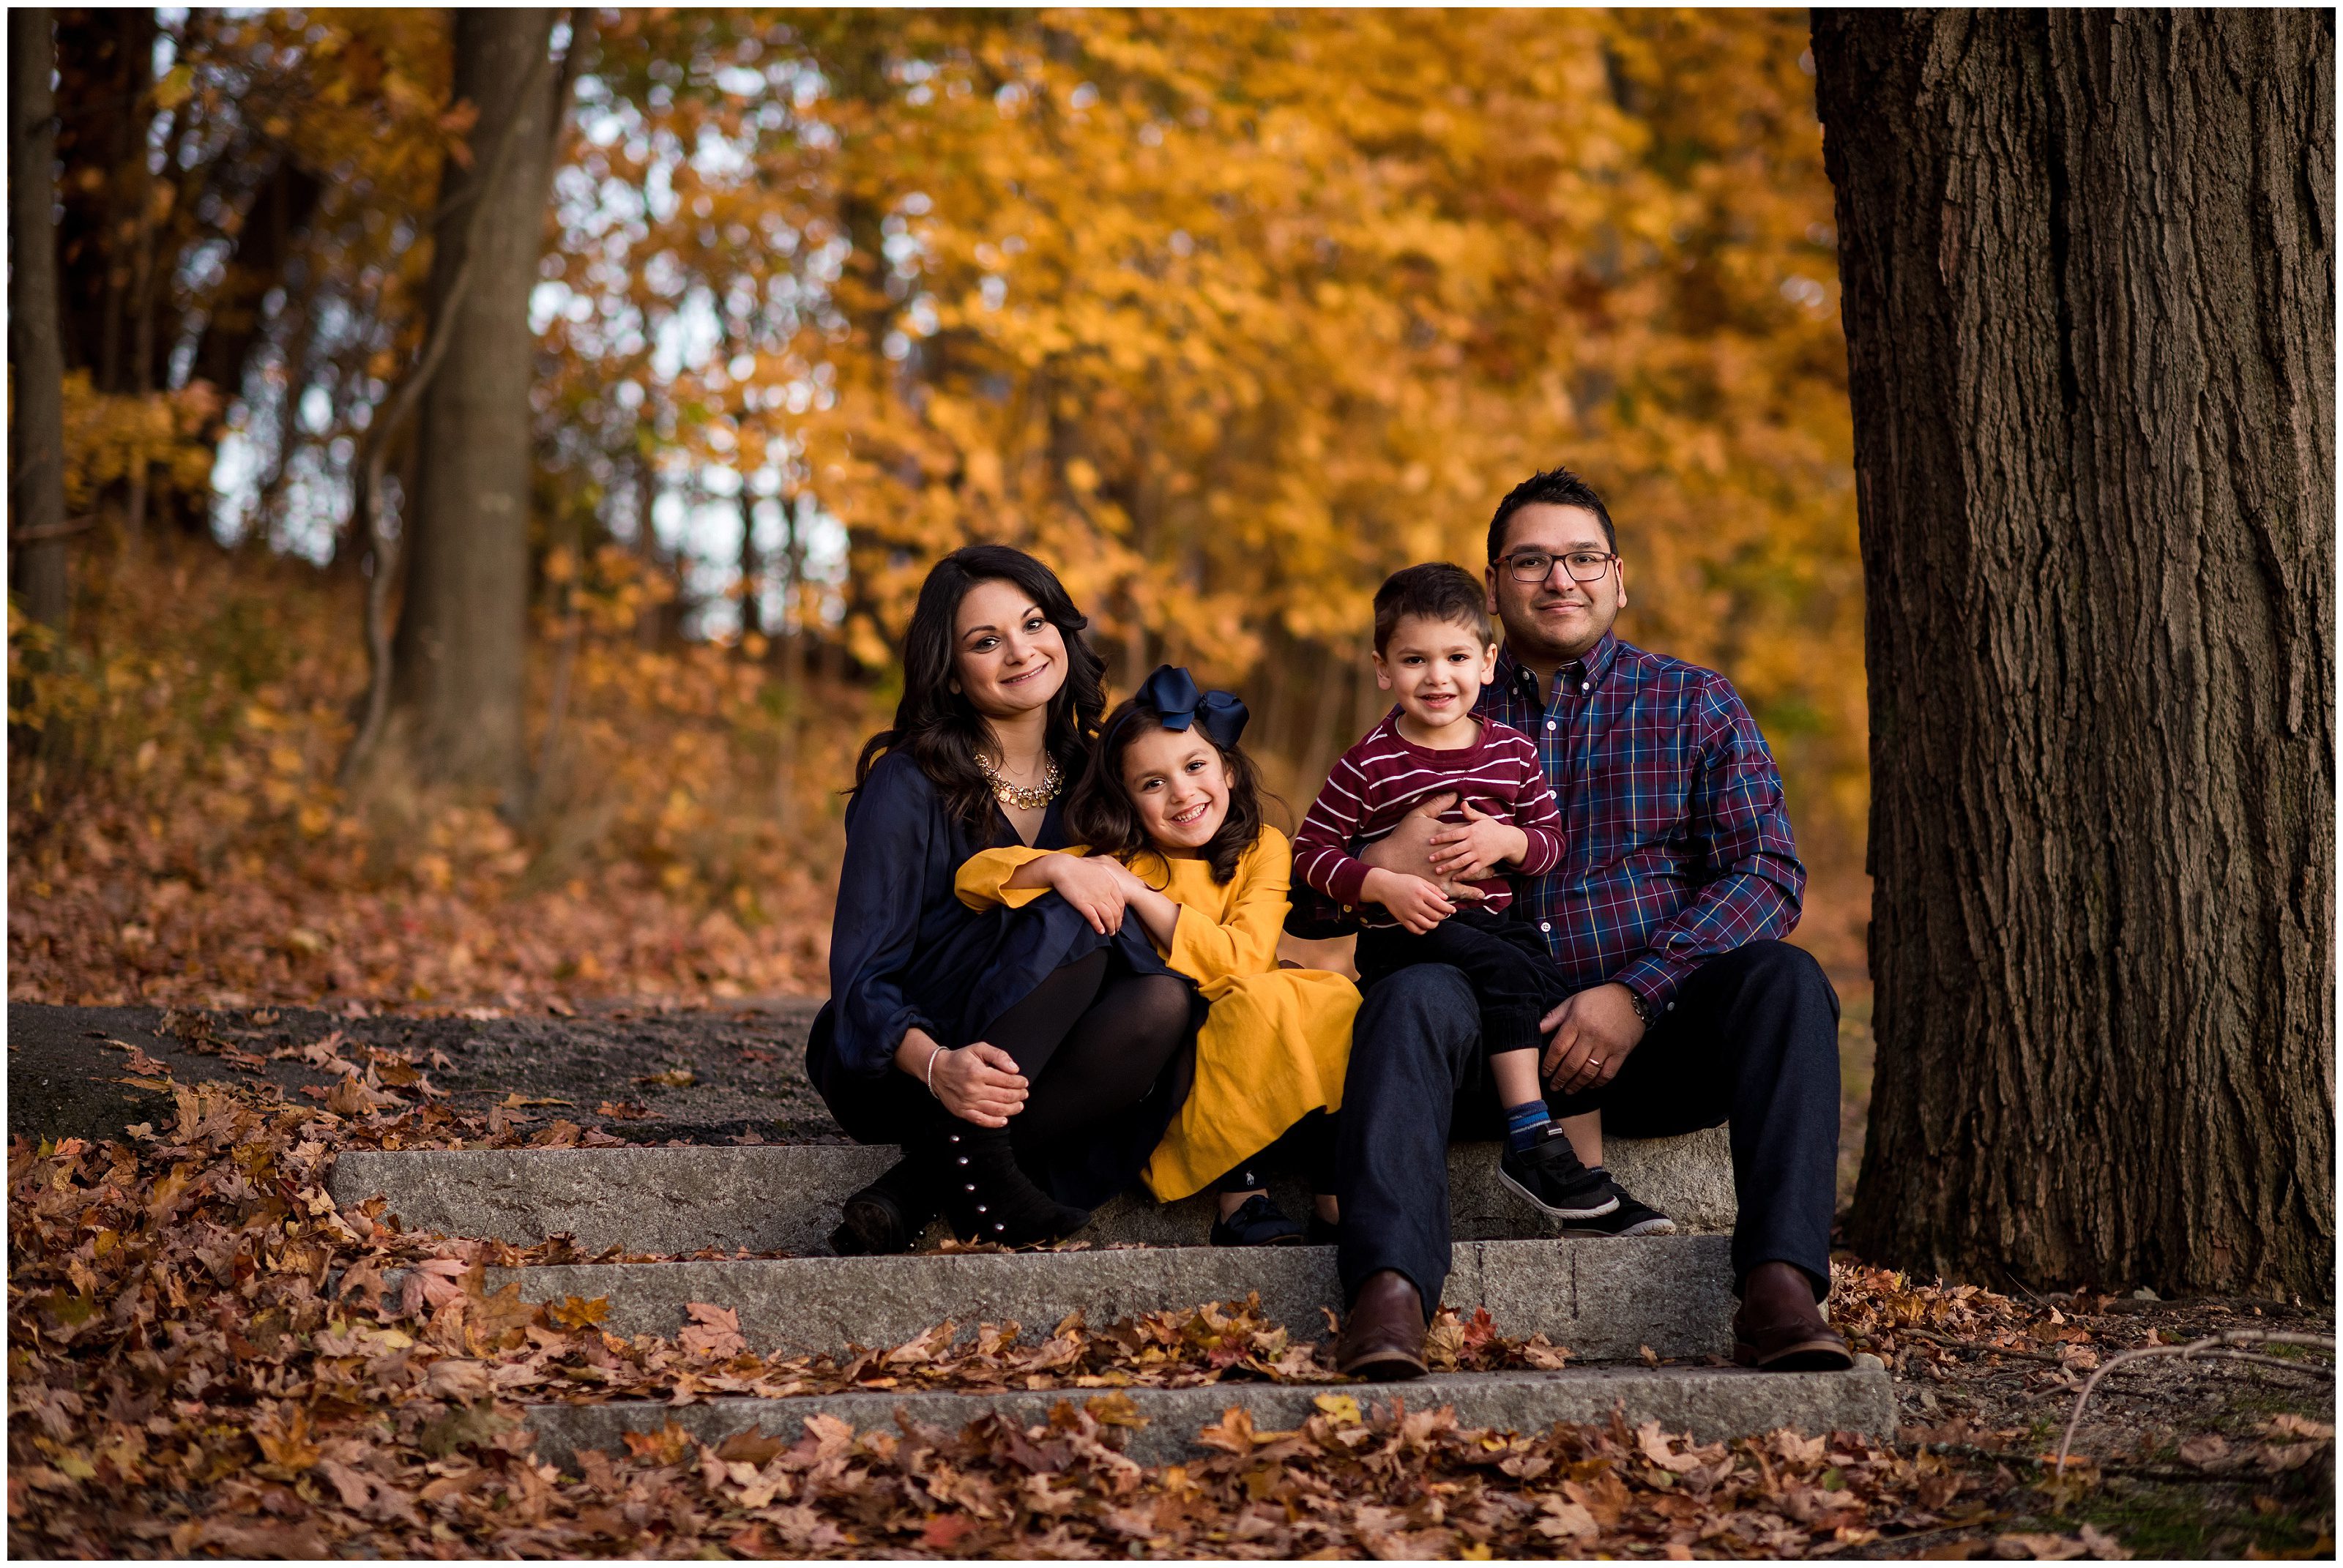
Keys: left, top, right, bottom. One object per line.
{"left": 805, "top": 544, "right": 1199, "bottom": 1254}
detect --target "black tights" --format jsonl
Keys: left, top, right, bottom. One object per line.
{"left": 980, "top": 949, "right": 1192, "bottom": 1141}
{"left": 1212, "top": 1109, "right": 1339, "bottom": 1196}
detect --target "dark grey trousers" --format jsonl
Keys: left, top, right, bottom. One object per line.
{"left": 1333, "top": 939, "right": 1842, "bottom": 1310}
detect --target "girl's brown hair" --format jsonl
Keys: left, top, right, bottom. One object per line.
{"left": 1065, "top": 696, "right": 1264, "bottom": 884}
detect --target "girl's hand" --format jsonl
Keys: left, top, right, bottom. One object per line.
{"left": 1043, "top": 855, "right": 1130, "bottom": 933}
{"left": 930, "top": 1042, "right": 1028, "bottom": 1127}
{"left": 1362, "top": 867, "right": 1457, "bottom": 934}
{"left": 1427, "top": 801, "right": 1530, "bottom": 883}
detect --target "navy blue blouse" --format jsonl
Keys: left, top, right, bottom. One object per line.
{"left": 817, "top": 749, "right": 1075, "bottom": 1078}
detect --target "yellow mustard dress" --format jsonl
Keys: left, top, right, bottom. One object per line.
{"left": 953, "top": 826, "right": 1360, "bottom": 1201}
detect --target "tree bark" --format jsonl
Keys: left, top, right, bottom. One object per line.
{"left": 51, "top": 7, "right": 154, "bottom": 392}
{"left": 1814, "top": 10, "right": 2335, "bottom": 1298}
{"left": 11, "top": 7, "right": 73, "bottom": 632}
{"left": 387, "top": 8, "right": 565, "bottom": 798}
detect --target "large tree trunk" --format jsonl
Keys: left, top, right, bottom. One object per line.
{"left": 387, "top": 9, "right": 564, "bottom": 798}
{"left": 11, "top": 7, "right": 72, "bottom": 632}
{"left": 1814, "top": 11, "right": 2334, "bottom": 1298}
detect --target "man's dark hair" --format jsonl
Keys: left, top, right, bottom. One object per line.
{"left": 1372, "top": 562, "right": 1492, "bottom": 654}
{"left": 1486, "top": 466, "right": 1617, "bottom": 561}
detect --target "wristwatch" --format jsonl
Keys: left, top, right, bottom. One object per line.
{"left": 1625, "top": 988, "right": 1660, "bottom": 1027}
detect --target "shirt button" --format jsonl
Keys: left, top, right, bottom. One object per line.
{"left": 1545, "top": 720, "right": 1557, "bottom": 731}
{"left": 1538, "top": 922, "right": 1551, "bottom": 933}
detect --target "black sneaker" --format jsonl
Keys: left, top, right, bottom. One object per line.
{"left": 1563, "top": 1168, "right": 1677, "bottom": 1237}
{"left": 1498, "top": 1127, "right": 1620, "bottom": 1221}
{"left": 1210, "top": 1192, "right": 1306, "bottom": 1247}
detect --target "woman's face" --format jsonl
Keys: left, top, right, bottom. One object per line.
{"left": 952, "top": 578, "right": 1068, "bottom": 723}
{"left": 1118, "top": 724, "right": 1229, "bottom": 854}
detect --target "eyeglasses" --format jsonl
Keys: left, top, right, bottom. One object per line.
{"left": 1500, "top": 548, "right": 1617, "bottom": 585}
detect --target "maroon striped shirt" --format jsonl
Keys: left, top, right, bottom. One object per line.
{"left": 1292, "top": 711, "right": 1565, "bottom": 920}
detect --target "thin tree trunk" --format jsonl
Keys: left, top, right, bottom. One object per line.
{"left": 1814, "top": 10, "right": 2335, "bottom": 1298}
{"left": 51, "top": 9, "right": 155, "bottom": 387}
{"left": 387, "top": 8, "right": 568, "bottom": 799}
{"left": 1303, "top": 641, "right": 1349, "bottom": 784}
{"left": 738, "top": 495, "right": 762, "bottom": 639}
{"left": 10, "top": 8, "right": 72, "bottom": 632}
{"left": 777, "top": 499, "right": 810, "bottom": 835}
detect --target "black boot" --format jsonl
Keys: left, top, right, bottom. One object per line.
{"left": 828, "top": 1154, "right": 937, "bottom": 1256}
{"left": 934, "top": 1117, "right": 1089, "bottom": 1246}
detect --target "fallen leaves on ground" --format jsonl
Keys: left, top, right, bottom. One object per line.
{"left": 0, "top": 1067, "right": 2191, "bottom": 1558}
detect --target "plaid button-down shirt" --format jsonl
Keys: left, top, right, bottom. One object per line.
{"left": 1475, "top": 631, "right": 1805, "bottom": 1012}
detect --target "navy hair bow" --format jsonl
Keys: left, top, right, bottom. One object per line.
{"left": 1136, "top": 664, "right": 1248, "bottom": 749}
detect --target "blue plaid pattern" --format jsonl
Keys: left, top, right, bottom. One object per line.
{"left": 1476, "top": 631, "right": 1806, "bottom": 1011}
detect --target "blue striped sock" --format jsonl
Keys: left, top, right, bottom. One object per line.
{"left": 1504, "top": 1100, "right": 1552, "bottom": 1153}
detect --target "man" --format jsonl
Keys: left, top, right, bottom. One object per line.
{"left": 1322, "top": 466, "right": 1850, "bottom": 1378}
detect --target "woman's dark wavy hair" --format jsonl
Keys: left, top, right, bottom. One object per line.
{"left": 852, "top": 544, "right": 1108, "bottom": 843}
{"left": 1066, "top": 697, "right": 1265, "bottom": 885}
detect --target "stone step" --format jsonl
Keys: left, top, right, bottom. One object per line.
{"left": 524, "top": 1364, "right": 1896, "bottom": 1469}
{"left": 468, "top": 1235, "right": 1736, "bottom": 1363}
{"left": 331, "top": 1128, "right": 1735, "bottom": 1258}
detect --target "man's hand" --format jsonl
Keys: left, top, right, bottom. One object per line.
{"left": 1426, "top": 800, "right": 1529, "bottom": 883}
{"left": 1357, "top": 792, "right": 1488, "bottom": 901}
{"left": 1360, "top": 867, "right": 1456, "bottom": 934}
{"left": 1539, "top": 982, "right": 1647, "bottom": 1094}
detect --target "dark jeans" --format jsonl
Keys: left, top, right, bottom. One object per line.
{"left": 1335, "top": 939, "right": 1841, "bottom": 1312}
{"left": 1353, "top": 907, "right": 1569, "bottom": 1061}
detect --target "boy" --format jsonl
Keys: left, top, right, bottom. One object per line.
{"left": 1294, "top": 563, "right": 1672, "bottom": 1235}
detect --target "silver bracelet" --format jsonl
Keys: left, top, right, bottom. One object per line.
{"left": 925, "top": 1046, "right": 944, "bottom": 1099}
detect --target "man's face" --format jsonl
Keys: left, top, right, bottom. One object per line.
{"left": 1484, "top": 502, "right": 1625, "bottom": 662}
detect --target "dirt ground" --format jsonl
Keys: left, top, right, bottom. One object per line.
{"left": 1855, "top": 1293, "right": 2334, "bottom": 1558}
{"left": 7, "top": 998, "right": 835, "bottom": 1146}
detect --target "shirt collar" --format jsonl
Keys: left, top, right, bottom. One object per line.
{"left": 1496, "top": 630, "right": 1623, "bottom": 702}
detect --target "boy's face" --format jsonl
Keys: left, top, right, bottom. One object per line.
{"left": 1374, "top": 614, "right": 1496, "bottom": 733}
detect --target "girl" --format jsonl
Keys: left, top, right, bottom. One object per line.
{"left": 954, "top": 665, "right": 1358, "bottom": 1244}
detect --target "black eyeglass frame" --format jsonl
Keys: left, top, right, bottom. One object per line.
{"left": 1497, "top": 548, "right": 1619, "bottom": 585}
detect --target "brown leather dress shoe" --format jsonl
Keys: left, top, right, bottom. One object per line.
{"left": 1336, "top": 1270, "right": 1429, "bottom": 1381}
{"left": 1732, "top": 1261, "right": 1853, "bottom": 1371}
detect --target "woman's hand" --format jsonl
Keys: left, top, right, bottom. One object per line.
{"left": 1042, "top": 854, "right": 1131, "bottom": 933}
{"left": 928, "top": 1042, "right": 1029, "bottom": 1127}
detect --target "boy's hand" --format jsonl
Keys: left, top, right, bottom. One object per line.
{"left": 1043, "top": 855, "right": 1129, "bottom": 933}
{"left": 1362, "top": 867, "right": 1456, "bottom": 934}
{"left": 1427, "top": 801, "right": 1530, "bottom": 883}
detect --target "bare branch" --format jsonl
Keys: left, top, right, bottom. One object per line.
{"left": 2054, "top": 1329, "right": 2336, "bottom": 1475}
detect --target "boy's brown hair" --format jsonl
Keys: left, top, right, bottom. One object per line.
{"left": 1372, "top": 562, "right": 1494, "bottom": 654}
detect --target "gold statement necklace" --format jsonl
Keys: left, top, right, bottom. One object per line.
{"left": 977, "top": 751, "right": 1062, "bottom": 811}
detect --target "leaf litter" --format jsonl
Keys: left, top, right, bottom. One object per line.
{"left": 10, "top": 1064, "right": 2328, "bottom": 1558}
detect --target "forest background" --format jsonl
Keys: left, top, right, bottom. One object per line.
{"left": 9, "top": 8, "right": 1867, "bottom": 1026}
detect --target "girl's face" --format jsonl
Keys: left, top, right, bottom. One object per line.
{"left": 952, "top": 578, "right": 1068, "bottom": 723}
{"left": 1118, "top": 723, "right": 1229, "bottom": 854}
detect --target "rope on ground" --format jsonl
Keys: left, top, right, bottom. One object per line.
{"left": 2053, "top": 1329, "right": 2336, "bottom": 1475}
